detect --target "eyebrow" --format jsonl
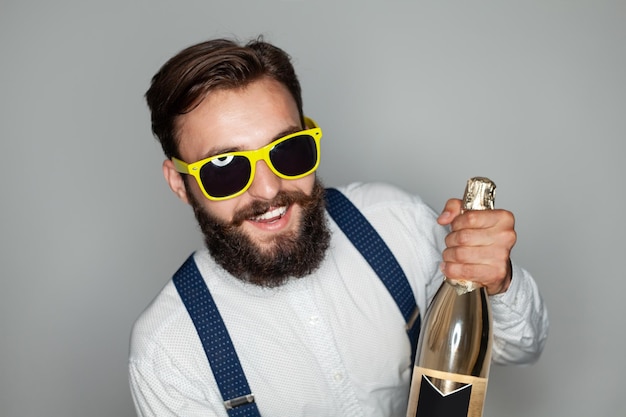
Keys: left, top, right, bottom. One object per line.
{"left": 200, "top": 124, "right": 304, "bottom": 160}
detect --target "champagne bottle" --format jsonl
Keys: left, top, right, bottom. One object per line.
{"left": 406, "top": 177, "right": 496, "bottom": 417}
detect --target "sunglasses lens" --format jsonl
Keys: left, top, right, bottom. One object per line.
{"left": 271, "top": 134, "right": 318, "bottom": 176}
{"left": 199, "top": 155, "right": 252, "bottom": 198}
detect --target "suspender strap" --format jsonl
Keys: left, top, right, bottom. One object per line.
{"left": 173, "top": 256, "right": 261, "bottom": 417}
{"left": 173, "top": 187, "right": 420, "bottom": 416}
{"left": 324, "top": 188, "right": 421, "bottom": 357}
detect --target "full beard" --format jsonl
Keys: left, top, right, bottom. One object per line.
{"left": 187, "top": 179, "right": 331, "bottom": 288}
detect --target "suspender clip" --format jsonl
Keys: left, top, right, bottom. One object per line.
{"left": 224, "top": 393, "right": 255, "bottom": 410}
{"left": 405, "top": 305, "right": 420, "bottom": 331}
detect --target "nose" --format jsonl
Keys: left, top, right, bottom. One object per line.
{"left": 246, "top": 159, "right": 282, "bottom": 200}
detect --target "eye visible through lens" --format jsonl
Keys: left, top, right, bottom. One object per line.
{"left": 210, "top": 155, "right": 234, "bottom": 167}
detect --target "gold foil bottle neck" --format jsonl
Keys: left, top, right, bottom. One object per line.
{"left": 463, "top": 177, "right": 496, "bottom": 212}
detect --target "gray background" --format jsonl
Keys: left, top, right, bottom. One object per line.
{"left": 1, "top": 1, "right": 624, "bottom": 416}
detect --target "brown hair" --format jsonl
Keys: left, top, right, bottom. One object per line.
{"left": 145, "top": 38, "right": 304, "bottom": 159}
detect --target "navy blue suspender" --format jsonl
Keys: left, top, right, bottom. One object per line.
{"left": 324, "top": 188, "right": 421, "bottom": 353}
{"left": 173, "top": 188, "right": 420, "bottom": 416}
{"left": 173, "top": 256, "right": 258, "bottom": 416}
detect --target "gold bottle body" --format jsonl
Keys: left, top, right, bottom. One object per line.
{"left": 406, "top": 177, "right": 495, "bottom": 417}
{"left": 406, "top": 281, "right": 493, "bottom": 417}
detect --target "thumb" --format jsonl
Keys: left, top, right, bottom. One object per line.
{"left": 437, "top": 198, "right": 462, "bottom": 225}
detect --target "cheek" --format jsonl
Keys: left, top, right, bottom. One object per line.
{"left": 207, "top": 200, "right": 240, "bottom": 223}
{"left": 190, "top": 185, "right": 239, "bottom": 223}
{"left": 292, "top": 173, "right": 316, "bottom": 194}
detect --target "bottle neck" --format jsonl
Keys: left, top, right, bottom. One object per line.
{"left": 444, "top": 277, "right": 483, "bottom": 294}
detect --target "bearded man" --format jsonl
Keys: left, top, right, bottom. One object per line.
{"left": 129, "top": 38, "right": 548, "bottom": 417}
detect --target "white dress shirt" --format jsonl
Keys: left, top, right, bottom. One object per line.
{"left": 129, "top": 182, "right": 548, "bottom": 417}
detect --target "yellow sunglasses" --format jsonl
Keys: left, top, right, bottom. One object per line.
{"left": 172, "top": 117, "right": 322, "bottom": 201}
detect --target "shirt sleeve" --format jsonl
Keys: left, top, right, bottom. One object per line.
{"left": 128, "top": 346, "right": 227, "bottom": 417}
{"left": 343, "top": 182, "right": 549, "bottom": 367}
{"left": 489, "top": 261, "right": 549, "bottom": 365}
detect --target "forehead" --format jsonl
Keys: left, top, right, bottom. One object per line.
{"left": 176, "top": 78, "right": 301, "bottom": 161}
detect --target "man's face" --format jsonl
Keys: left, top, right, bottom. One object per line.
{"left": 164, "top": 77, "right": 330, "bottom": 286}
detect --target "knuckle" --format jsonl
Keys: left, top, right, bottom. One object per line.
{"left": 441, "top": 247, "right": 452, "bottom": 262}
{"left": 505, "top": 210, "right": 516, "bottom": 225}
{"left": 464, "top": 211, "right": 480, "bottom": 227}
{"left": 444, "top": 233, "right": 454, "bottom": 248}
{"left": 507, "top": 229, "right": 517, "bottom": 245}
{"left": 452, "top": 246, "right": 470, "bottom": 263}
{"left": 495, "top": 246, "right": 511, "bottom": 262}
{"left": 494, "top": 264, "right": 508, "bottom": 281}
{"left": 459, "top": 262, "right": 475, "bottom": 279}
{"left": 456, "top": 229, "right": 473, "bottom": 245}
{"left": 497, "top": 230, "right": 517, "bottom": 251}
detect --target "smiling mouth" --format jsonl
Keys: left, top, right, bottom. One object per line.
{"left": 250, "top": 205, "right": 288, "bottom": 223}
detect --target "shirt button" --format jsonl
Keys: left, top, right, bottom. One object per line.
{"left": 309, "top": 316, "right": 319, "bottom": 325}
{"left": 333, "top": 372, "right": 344, "bottom": 382}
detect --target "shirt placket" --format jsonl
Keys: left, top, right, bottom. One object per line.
{"left": 287, "top": 286, "right": 365, "bottom": 417}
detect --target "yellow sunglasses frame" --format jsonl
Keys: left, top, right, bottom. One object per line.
{"left": 172, "top": 117, "right": 322, "bottom": 201}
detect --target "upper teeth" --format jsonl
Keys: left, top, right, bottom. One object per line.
{"left": 254, "top": 206, "right": 287, "bottom": 221}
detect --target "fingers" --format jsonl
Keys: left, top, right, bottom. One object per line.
{"left": 440, "top": 208, "right": 516, "bottom": 295}
{"left": 445, "top": 211, "right": 516, "bottom": 246}
{"left": 440, "top": 260, "right": 512, "bottom": 294}
{"left": 440, "top": 247, "right": 512, "bottom": 294}
{"left": 452, "top": 209, "right": 514, "bottom": 232}
{"left": 438, "top": 199, "right": 515, "bottom": 231}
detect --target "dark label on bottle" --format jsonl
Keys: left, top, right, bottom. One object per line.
{"left": 415, "top": 375, "right": 471, "bottom": 416}
{"left": 405, "top": 367, "right": 488, "bottom": 417}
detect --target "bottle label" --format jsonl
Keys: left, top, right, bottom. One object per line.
{"left": 406, "top": 367, "right": 488, "bottom": 417}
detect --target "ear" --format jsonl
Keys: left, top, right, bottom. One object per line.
{"left": 162, "top": 159, "right": 190, "bottom": 204}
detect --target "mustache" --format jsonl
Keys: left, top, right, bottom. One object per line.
{"left": 231, "top": 185, "right": 325, "bottom": 226}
